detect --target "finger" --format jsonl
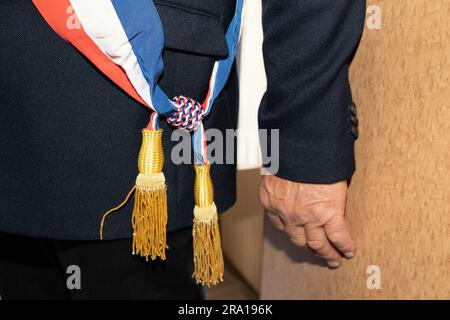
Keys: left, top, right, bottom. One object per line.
{"left": 324, "top": 215, "right": 355, "bottom": 259}
{"left": 258, "top": 178, "right": 274, "bottom": 212}
{"left": 285, "top": 226, "right": 306, "bottom": 247}
{"left": 305, "top": 225, "right": 343, "bottom": 268}
{"left": 267, "top": 211, "right": 285, "bottom": 230}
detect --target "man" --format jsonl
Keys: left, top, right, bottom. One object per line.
{"left": 0, "top": 0, "right": 365, "bottom": 299}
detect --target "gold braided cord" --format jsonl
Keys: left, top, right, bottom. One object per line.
{"left": 100, "top": 186, "right": 136, "bottom": 240}
{"left": 194, "top": 162, "right": 214, "bottom": 207}
{"left": 138, "top": 128, "right": 164, "bottom": 174}
{"left": 136, "top": 172, "right": 165, "bottom": 188}
{"left": 194, "top": 203, "right": 218, "bottom": 222}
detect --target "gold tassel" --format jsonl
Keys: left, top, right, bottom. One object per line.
{"left": 193, "top": 162, "right": 224, "bottom": 286}
{"left": 99, "top": 128, "right": 168, "bottom": 260}
{"left": 132, "top": 128, "right": 168, "bottom": 261}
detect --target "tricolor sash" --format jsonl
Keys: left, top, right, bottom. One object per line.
{"left": 32, "top": 0, "right": 245, "bottom": 286}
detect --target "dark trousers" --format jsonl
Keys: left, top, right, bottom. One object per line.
{"left": 0, "top": 229, "right": 203, "bottom": 300}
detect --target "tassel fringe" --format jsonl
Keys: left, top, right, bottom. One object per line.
{"left": 193, "top": 204, "right": 224, "bottom": 286}
{"left": 132, "top": 173, "right": 168, "bottom": 261}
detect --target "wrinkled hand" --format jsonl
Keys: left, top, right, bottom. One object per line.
{"left": 259, "top": 174, "right": 355, "bottom": 268}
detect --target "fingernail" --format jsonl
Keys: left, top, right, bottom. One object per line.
{"left": 327, "top": 261, "right": 340, "bottom": 268}
{"left": 344, "top": 252, "right": 354, "bottom": 259}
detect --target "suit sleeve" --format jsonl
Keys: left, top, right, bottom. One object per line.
{"left": 259, "top": 0, "right": 366, "bottom": 183}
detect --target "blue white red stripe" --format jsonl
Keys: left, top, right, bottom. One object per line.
{"left": 34, "top": 0, "right": 245, "bottom": 164}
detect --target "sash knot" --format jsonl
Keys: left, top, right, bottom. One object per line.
{"left": 167, "top": 96, "right": 205, "bottom": 132}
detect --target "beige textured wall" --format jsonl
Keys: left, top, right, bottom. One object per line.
{"left": 260, "top": 0, "right": 450, "bottom": 299}
{"left": 220, "top": 170, "right": 264, "bottom": 293}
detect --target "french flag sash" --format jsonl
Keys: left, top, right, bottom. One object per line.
{"left": 32, "top": 0, "right": 245, "bottom": 286}
{"left": 32, "top": 0, "right": 244, "bottom": 163}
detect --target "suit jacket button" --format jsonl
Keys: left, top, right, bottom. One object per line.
{"left": 350, "top": 126, "right": 359, "bottom": 140}
{"left": 349, "top": 103, "right": 357, "bottom": 116}
{"left": 351, "top": 115, "right": 359, "bottom": 127}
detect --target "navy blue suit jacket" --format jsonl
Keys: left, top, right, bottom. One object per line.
{"left": 0, "top": 0, "right": 365, "bottom": 240}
